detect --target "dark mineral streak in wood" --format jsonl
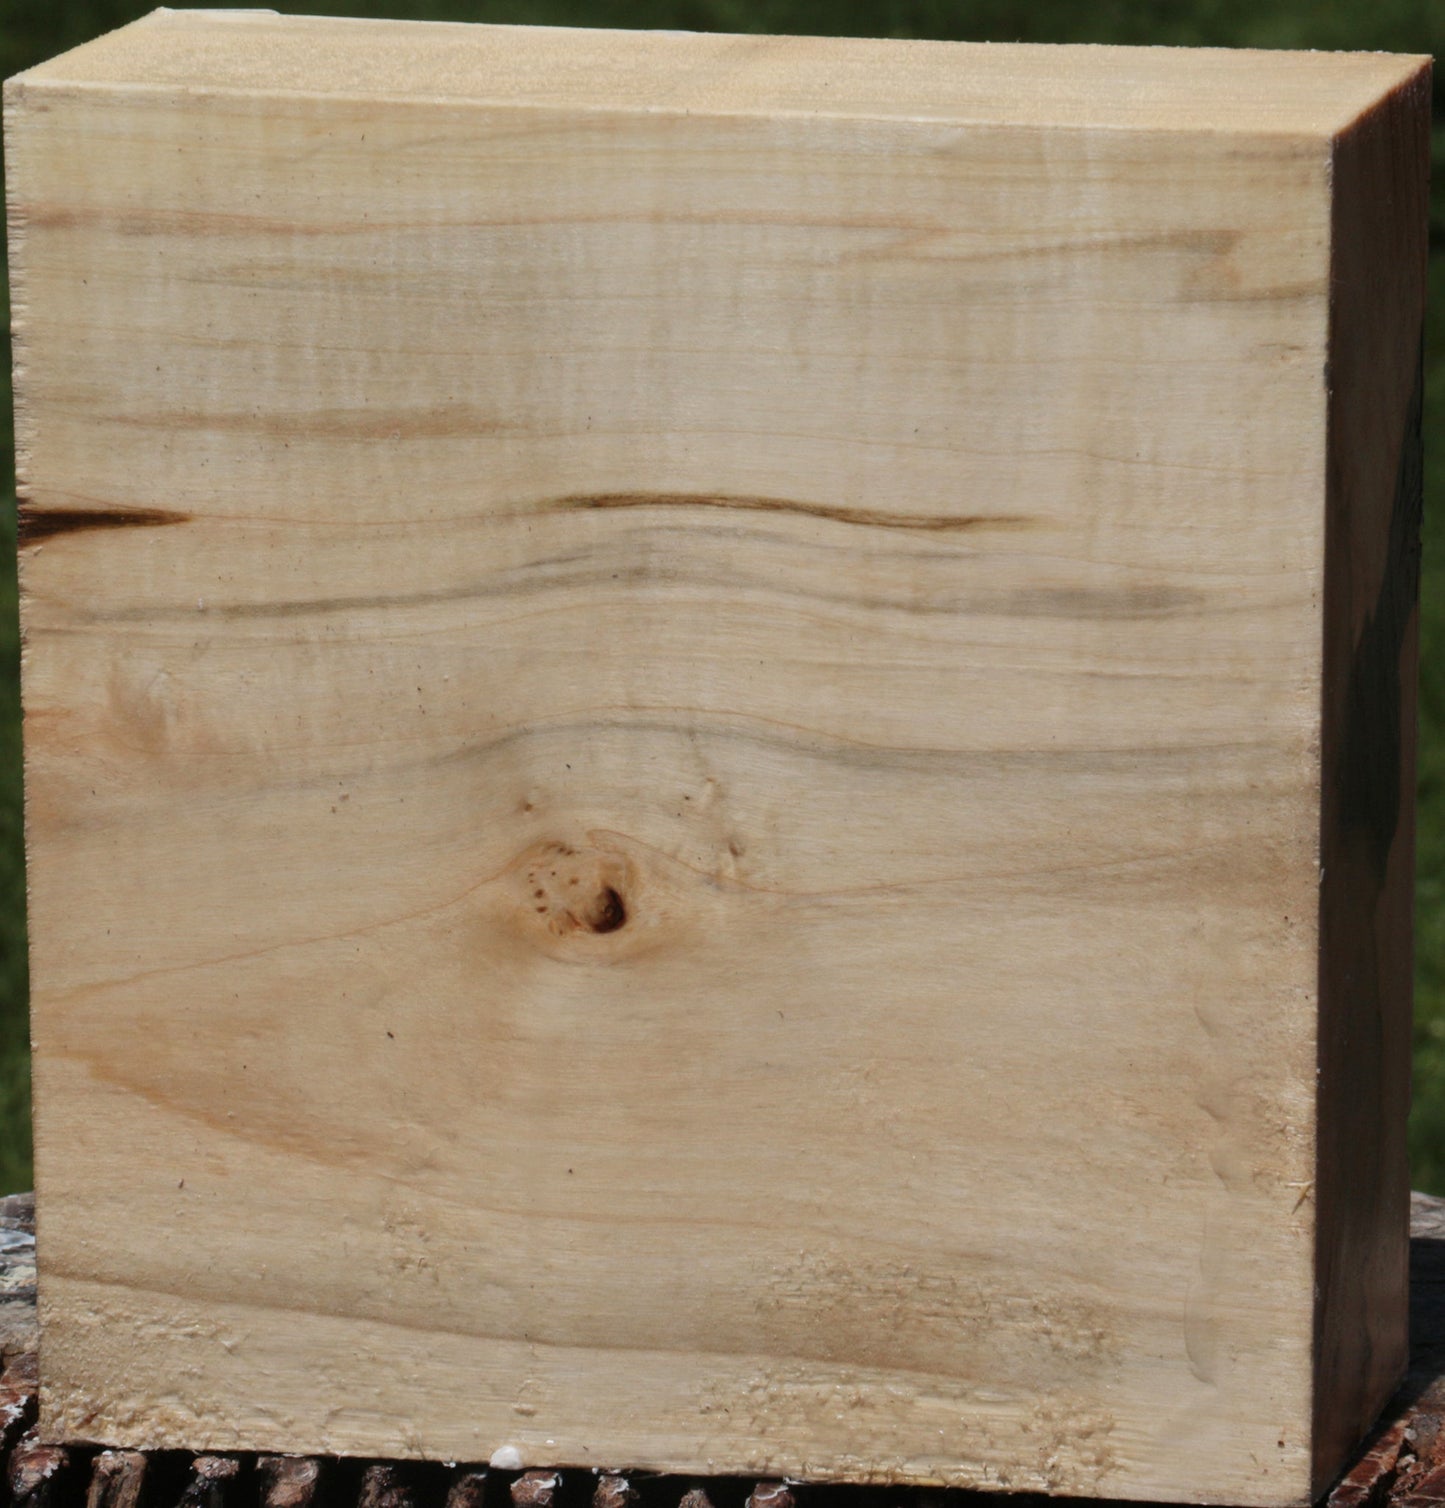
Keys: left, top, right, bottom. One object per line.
{"left": 16, "top": 507, "right": 189, "bottom": 545}
{"left": 557, "top": 491, "right": 1029, "bottom": 534}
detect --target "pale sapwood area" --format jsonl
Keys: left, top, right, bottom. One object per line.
{"left": 1, "top": 12, "right": 1431, "bottom": 1505}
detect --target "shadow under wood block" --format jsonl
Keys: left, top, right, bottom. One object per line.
{"left": 1, "top": 13, "right": 1431, "bottom": 1506}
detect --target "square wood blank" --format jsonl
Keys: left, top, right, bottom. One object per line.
{"left": 5, "top": 14, "right": 1429, "bottom": 1503}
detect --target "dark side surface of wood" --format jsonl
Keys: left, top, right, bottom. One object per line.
{"left": 3, "top": 1190, "right": 1445, "bottom": 1508}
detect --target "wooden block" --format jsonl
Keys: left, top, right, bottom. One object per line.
{"left": 3, "top": 13, "right": 1429, "bottom": 1504}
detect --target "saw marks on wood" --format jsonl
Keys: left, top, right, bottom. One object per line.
{"left": 3, "top": 13, "right": 1430, "bottom": 1505}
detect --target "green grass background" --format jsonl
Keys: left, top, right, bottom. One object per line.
{"left": 0, "top": 0, "right": 1442, "bottom": 1194}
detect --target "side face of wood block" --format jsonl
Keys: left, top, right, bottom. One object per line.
{"left": 4, "top": 14, "right": 1429, "bottom": 1504}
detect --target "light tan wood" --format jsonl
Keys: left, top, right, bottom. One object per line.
{"left": 3, "top": 13, "right": 1429, "bottom": 1504}
{"left": 16, "top": 8, "right": 1421, "bottom": 136}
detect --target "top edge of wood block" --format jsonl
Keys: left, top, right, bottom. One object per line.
{"left": 4, "top": 7, "right": 1430, "bottom": 139}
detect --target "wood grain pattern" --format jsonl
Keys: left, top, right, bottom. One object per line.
{"left": 17, "top": 1192, "right": 1445, "bottom": 1508}
{"left": 3, "top": 14, "right": 1430, "bottom": 1505}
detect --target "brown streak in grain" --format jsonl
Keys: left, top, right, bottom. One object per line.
{"left": 836, "top": 224, "right": 1245, "bottom": 268}
{"left": 69, "top": 569, "right": 1223, "bottom": 627}
{"left": 106, "top": 403, "right": 503, "bottom": 441}
{"left": 38, "top": 1259, "right": 1069, "bottom": 1387}
{"left": 18, "top": 207, "right": 1249, "bottom": 243}
{"left": 76, "top": 403, "right": 1300, "bottom": 478}
{"left": 553, "top": 491, "right": 1028, "bottom": 533}
{"left": 17, "top": 505, "right": 189, "bottom": 544}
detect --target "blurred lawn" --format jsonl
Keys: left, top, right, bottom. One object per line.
{"left": 0, "top": 0, "right": 1442, "bottom": 1193}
